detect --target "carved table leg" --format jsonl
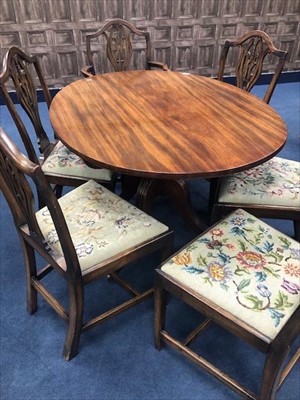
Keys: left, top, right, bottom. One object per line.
{"left": 136, "top": 178, "right": 207, "bottom": 232}
{"left": 136, "top": 179, "right": 160, "bottom": 213}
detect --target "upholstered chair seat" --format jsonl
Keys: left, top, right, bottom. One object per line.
{"left": 218, "top": 157, "right": 300, "bottom": 208}
{"left": 155, "top": 208, "right": 299, "bottom": 399}
{"left": 36, "top": 179, "right": 169, "bottom": 275}
{"left": 212, "top": 156, "right": 300, "bottom": 240}
{"left": 41, "top": 141, "right": 113, "bottom": 182}
{"left": 160, "top": 208, "right": 299, "bottom": 339}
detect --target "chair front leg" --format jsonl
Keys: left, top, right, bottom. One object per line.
{"left": 63, "top": 281, "right": 84, "bottom": 361}
{"left": 154, "top": 274, "right": 167, "bottom": 350}
{"left": 259, "top": 344, "right": 290, "bottom": 400}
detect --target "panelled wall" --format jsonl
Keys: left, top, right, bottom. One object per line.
{"left": 0, "top": 0, "right": 299, "bottom": 88}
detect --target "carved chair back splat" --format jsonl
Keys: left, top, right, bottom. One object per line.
{"left": 0, "top": 46, "right": 116, "bottom": 200}
{"left": 217, "top": 30, "right": 287, "bottom": 104}
{"left": 81, "top": 18, "right": 168, "bottom": 77}
{"left": 0, "top": 47, "right": 53, "bottom": 162}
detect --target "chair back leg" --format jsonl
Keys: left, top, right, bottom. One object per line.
{"left": 294, "top": 220, "right": 300, "bottom": 241}
{"left": 19, "top": 235, "right": 38, "bottom": 315}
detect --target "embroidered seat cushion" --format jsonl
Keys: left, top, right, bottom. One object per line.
{"left": 42, "top": 141, "right": 113, "bottom": 181}
{"left": 161, "top": 209, "right": 300, "bottom": 340}
{"left": 36, "top": 180, "right": 169, "bottom": 274}
{"left": 218, "top": 157, "right": 300, "bottom": 207}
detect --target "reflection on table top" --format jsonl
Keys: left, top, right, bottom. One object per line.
{"left": 49, "top": 70, "right": 287, "bottom": 179}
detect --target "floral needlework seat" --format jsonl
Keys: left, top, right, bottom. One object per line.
{"left": 35, "top": 180, "right": 169, "bottom": 275}
{"left": 42, "top": 141, "right": 113, "bottom": 182}
{"left": 217, "top": 157, "right": 300, "bottom": 207}
{"left": 160, "top": 209, "right": 300, "bottom": 340}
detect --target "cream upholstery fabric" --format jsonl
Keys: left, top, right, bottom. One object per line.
{"left": 218, "top": 157, "right": 300, "bottom": 207}
{"left": 42, "top": 141, "right": 113, "bottom": 181}
{"left": 161, "top": 209, "right": 300, "bottom": 340}
{"left": 36, "top": 180, "right": 169, "bottom": 274}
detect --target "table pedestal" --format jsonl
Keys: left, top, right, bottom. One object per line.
{"left": 121, "top": 176, "right": 206, "bottom": 232}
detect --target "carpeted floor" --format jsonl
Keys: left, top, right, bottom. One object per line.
{"left": 0, "top": 80, "right": 299, "bottom": 400}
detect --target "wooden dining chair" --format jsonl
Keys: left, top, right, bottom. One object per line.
{"left": 217, "top": 30, "right": 287, "bottom": 104}
{"left": 210, "top": 31, "right": 299, "bottom": 239}
{"left": 0, "top": 127, "right": 174, "bottom": 360}
{"left": 155, "top": 208, "right": 299, "bottom": 400}
{"left": 81, "top": 18, "right": 168, "bottom": 77}
{"left": 0, "top": 46, "right": 116, "bottom": 201}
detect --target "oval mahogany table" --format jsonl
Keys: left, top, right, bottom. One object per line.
{"left": 49, "top": 70, "right": 287, "bottom": 231}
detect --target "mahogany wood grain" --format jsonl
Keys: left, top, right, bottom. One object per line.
{"left": 49, "top": 70, "right": 287, "bottom": 180}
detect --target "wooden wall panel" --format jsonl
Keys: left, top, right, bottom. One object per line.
{"left": 0, "top": 0, "right": 299, "bottom": 89}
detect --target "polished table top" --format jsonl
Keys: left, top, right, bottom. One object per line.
{"left": 49, "top": 70, "right": 287, "bottom": 180}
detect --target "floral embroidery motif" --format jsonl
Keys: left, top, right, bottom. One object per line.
{"left": 76, "top": 243, "right": 94, "bottom": 258}
{"left": 115, "top": 216, "right": 132, "bottom": 230}
{"left": 236, "top": 251, "right": 266, "bottom": 270}
{"left": 207, "top": 262, "right": 233, "bottom": 283}
{"left": 47, "top": 229, "right": 59, "bottom": 245}
{"left": 173, "top": 252, "right": 192, "bottom": 266}
{"left": 75, "top": 209, "right": 102, "bottom": 226}
{"left": 218, "top": 157, "right": 300, "bottom": 207}
{"left": 281, "top": 279, "right": 300, "bottom": 295}
{"left": 162, "top": 209, "right": 300, "bottom": 338}
{"left": 284, "top": 263, "right": 300, "bottom": 277}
